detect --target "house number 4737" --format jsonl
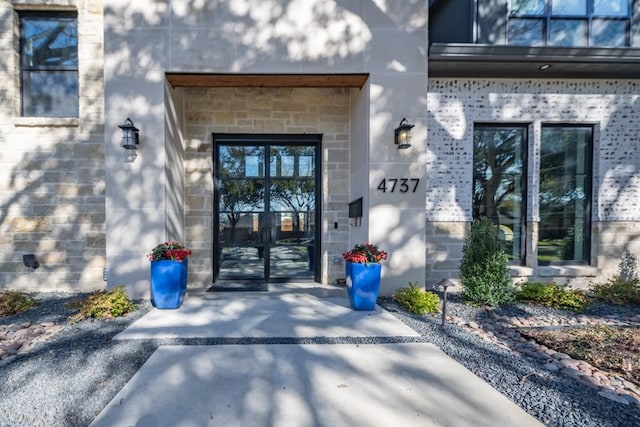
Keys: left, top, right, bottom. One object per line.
{"left": 377, "top": 178, "right": 420, "bottom": 193}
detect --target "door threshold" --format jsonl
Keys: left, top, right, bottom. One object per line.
{"left": 208, "top": 281, "right": 269, "bottom": 292}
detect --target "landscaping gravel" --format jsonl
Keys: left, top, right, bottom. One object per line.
{"left": 377, "top": 295, "right": 640, "bottom": 427}
{"left": 0, "top": 293, "right": 156, "bottom": 427}
{"left": 0, "top": 292, "right": 638, "bottom": 427}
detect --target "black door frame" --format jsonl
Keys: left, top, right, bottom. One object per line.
{"left": 212, "top": 133, "right": 322, "bottom": 283}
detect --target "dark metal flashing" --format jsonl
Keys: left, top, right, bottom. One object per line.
{"left": 429, "top": 43, "right": 640, "bottom": 79}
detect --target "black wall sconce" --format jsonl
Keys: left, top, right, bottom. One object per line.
{"left": 23, "top": 254, "right": 39, "bottom": 269}
{"left": 394, "top": 118, "right": 414, "bottom": 149}
{"left": 119, "top": 117, "right": 140, "bottom": 149}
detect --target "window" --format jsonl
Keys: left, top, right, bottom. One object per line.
{"left": 20, "top": 12, "right": 78, "bottom": 117}
{"left": 538, "top": 126, "right": 592, "bottom": 264}
{"left": 508, "top": 0, "right": 631, "bottom": 47}
{"left": 473, "top": 125, "right": 527, "bottom": 262}
{"left": 473, "top": 124, "right": 593, "bottom": 266}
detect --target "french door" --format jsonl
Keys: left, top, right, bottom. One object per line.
{"left": 213, "top": 134, "right": 321, "bottom": 283}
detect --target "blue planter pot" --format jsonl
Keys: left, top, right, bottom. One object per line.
{"left": 150, "top": 259, "right": 188, "bottom": 309}
{"left": 345, "top": 261, "right": 381, "bottom": 311}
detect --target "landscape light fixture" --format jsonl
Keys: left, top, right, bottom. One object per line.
{"left": 394, "top": 118, "right": 414, "bottom": 149}
{"left": 119, "top": 117, "right": 140, "bottom": 149}
{"left": 23, "top": 253, "right": 39, "bottom": 269}
{"left": 437, "top": 278, "right": 455, "bottom": 326}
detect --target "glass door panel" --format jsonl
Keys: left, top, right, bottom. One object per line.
{"left": 217, "top": 145, "right": 266, "bottom": 280}
{"left": 219, "top": 212, "right": 264, "bottom": 279}
{"left": 219, "top": 145, "right": 265, "bottom": 177}
{"left": 268, "top": 210, "right": 316, "bottom": 279}
{"left": 214, "top": 138, "right": 319, "bottom": 283}
{"left": 268, "top": 145, "right": 315, "bottom": 280}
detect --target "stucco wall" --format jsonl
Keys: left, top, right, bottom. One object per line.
{"left": 103, "top": 0, "right": 428, "bottom": 296}
{"left": 0, "top": 1, "right": 105, "bottom": 292}
{"left": 164, "top": 82, "right": 186, "bottom": 242}
{"left": 426, "top": 78, "right": 640, "bottom": 287}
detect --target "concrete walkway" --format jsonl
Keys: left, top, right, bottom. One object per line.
{"left": 91, "top": 284, "right": 543, "bottom": 427}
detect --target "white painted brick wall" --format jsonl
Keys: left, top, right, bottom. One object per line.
{"left": 427, "top": 78, "right": 640, "bottom": 222}
{"left": 426, "top": 78, "right": 640, "bottom": 286}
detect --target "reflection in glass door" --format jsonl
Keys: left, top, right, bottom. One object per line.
{"left": 216, "top": 144, "right": 266, "bottom": 280}
{"left": 214, "top": 135, "right": 320, "bottom": 283}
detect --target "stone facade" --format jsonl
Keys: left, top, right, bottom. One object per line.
{"left": 426, "top": 78, "right": 640, "bottom": 288}
{"left": 2, "top": 1, "right": 638, "bottom": 295}
{"left": 425, "top": 221, "right": 468, "bottom": 287}
{"left": 0, "top": 1, "right": 105, "bottom": 292}
{"left": 101, "top": 1, "right": 428, "bottom": 296}
{"left": 182, "top": 87, "right": 352, "bottom": 286}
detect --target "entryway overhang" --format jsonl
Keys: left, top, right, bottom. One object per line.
{"left": 166, "top": 73, "right": 369, "bottom": 88}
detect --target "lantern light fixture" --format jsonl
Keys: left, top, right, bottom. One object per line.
{"left": 119, "top": 117, "right": 140, "bottom": 150}
{"left": 394, "top": 118, "right": 414, "bottom": 149}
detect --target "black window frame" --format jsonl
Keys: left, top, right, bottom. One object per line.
{"left": 538, "top": 124, "right": 593, "bottom": 266}
{"left": 212, "top": 133, "right": 323, "bottom": 283}
{"left": 19, "top": 11, "right": 79, "bottom": 118}
{"left": 472, "top": 123, "right": 529, "bottom": 265}
{"left": 507, "top": 0, "right": 632, "bottom": 47}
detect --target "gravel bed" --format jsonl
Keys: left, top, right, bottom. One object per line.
{"left": 377, "top": 295, "right": 640, "bottom": 427}
{"left": 0, "top": 292, "right": 639, "bottom": 426}
{"left": 0, "top": 293, "right": 156, "bottom": 427}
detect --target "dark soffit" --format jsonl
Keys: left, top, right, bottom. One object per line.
{"left": 429, "top": 44, "right": 640, "bottom": 79}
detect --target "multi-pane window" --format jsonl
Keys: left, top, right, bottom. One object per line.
{"left": 508, "top": 0, "right": 631, "bottom": 47}
{"left": 20, "top": 12, "right": 78, "bottom": 117}
{"left": 472, "top": 125, "right": 527, "bottom": 262}
{"left": 473, "top": 124, "right": 593, "bottom": 265}
{"left": 538, "top": 126, "right": 592, "bottom": 264}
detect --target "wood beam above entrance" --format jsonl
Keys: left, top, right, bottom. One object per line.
{"left": 165, "top": 73, "right": 369, "bottom": 88}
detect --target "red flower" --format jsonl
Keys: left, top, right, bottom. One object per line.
{"left": 148, "top": 241, "right": 192, "bottom": 262}
{"left": 342, "top": 242, "right": 387, "bottom": 264}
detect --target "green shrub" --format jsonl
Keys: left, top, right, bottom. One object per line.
{"left": 590, "top": 276, "right": 640, "bottom": 306}
{"left": 515, "top": 281, "right": 588, "bottom": 312}
{"left": 0, "top": 290, "right": 38, "bottom": 317}
{"left": 394, "top": 283, "right": 440, "bottom": 315}
{"left": 459, "top": 218, "right": 514, "bottom": 306}
{"left": 69, "top": 286, "right": 137, "bottom": 322}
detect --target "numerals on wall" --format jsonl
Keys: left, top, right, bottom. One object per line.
{"left": 376, "top": 178, "right": 420, "bottom": 193}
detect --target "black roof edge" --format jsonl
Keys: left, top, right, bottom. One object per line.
{"left": 429, "top": 43, "right": 640, "bottom": 63}
{"left": 428, "top": 44, "right": 640, "bottom": 78}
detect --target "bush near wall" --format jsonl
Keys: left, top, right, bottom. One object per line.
{"left": 394, "top": 283, "right": 440, "bottom": 315}
{"left": 0, "top": 291, "right": 38, "bottom": 317}
{"left": 515, "top": 282, "right": 588, "bottom": 312}
{"left": 590, "top": 276, "right": 640, "bottom": 306}
{"left": 68, "top": 286, "right": 137, "bottom": 322}
{"left": 459, "top": 218, "right": 513, "bottom": 307}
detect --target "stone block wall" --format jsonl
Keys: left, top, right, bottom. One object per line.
{"left": 594, "top": 221, "right": 640, "bottom": 275}
{"left": 182, "top": 87, "right": 352, "bottom": 286}
{"left": 0, "top": 1, "right": 105, "bottom": 292}
{"left": 425, "top": 221, "right": 468, "bottom": 288}
{"left": 426, "top": 78, "right": 640, "bottom": 286}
